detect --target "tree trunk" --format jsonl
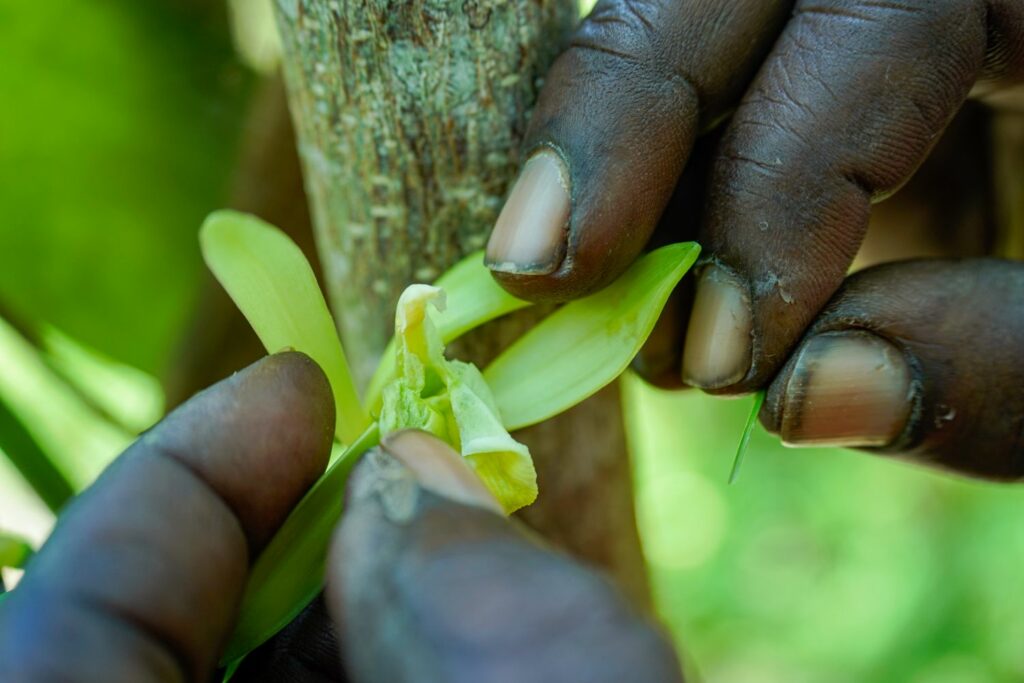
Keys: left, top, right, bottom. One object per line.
{"left": 273, "top": 0, "right": 651, "bottom": 605}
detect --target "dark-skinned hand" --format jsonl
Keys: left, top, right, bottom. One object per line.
{"left": 485, "top": 0, "right": 1024, "bottom": 476}
{"left": 4, "top": 2, "right": 1024, "bottom": 679}
{"left": 0, "top": 353, "right": 682, "bottom": 682}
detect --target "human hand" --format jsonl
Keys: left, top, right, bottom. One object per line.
{"left": 484, "top": 0, "right": 1024, "bottom": 475}
{"left": 0, "top": 353, "right": 681, "bottom": 682}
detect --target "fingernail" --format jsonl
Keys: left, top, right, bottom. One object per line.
{"left": 382, "top": 430, "right": 502, "bottom": 514}
{"left": 682, "top": 265, "right": 753, "bottom": 389}
{"left": 485, "top": 149, "right": 570, "bottom": 275}
{"left": 780, "top": 331, "right": 913, "bottom": 448}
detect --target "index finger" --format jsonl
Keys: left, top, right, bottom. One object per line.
{"left": 485, "top": 0, "right": 794, "bottom": 301}
{"left": 0, "top": 353, "right": 335, "bottom": 682}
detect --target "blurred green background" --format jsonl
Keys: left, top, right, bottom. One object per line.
{"left": 2, "top": 2, "right": 1023, "bottom": 682}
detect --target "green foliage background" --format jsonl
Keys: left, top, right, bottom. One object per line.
{"left": 2, "top": 3, "right": 1024, "bottom": 682}
{"left": 0, "top": 1, "right": 247, "bottom": 372}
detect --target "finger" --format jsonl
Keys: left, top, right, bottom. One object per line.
{"left": 976, "top": 0, "right": 1024, "bottom": 92}
{"left": 485, "top": 0, "right": 794, "bottom": 301}
{"left": 328, "top": 430, "right": 683, "bottom": 683}
{"left": 683, "top": 0, "right": 1024, "bottom": 392}
{"left": 631, "top": 128, "right": 720, "bottom": 388}
{"left": 0, "top": 352, "right": 335, "bottom": 682}
{"left": 760, "top": 258, "right": 1024, "bottom": 478}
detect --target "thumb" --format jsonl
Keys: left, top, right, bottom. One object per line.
{"left": 327, "top": 430, "right": 684, "bottom": 683}
{"left": 761, "top": 258, "right": 1024, "bottom": 478}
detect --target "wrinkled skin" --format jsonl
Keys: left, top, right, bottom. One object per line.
{"left": 3, "top": 1, "right": 1024, "bottom": 679}
{"left": 490, "top": 0, "right": 1024, "bottom": 470}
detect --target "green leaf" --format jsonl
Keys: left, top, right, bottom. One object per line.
{"left": 0, "top": 532, "right": 33, "bottom": 570}
{"left": 40, "top": 325, "right": 165, "bottom": 434}
{"left": 221, "top": 425, "right": 379, "bottom": 665}
{"left": 484, "top": 242, "right": 700, "bottom": 430}
{"left": 0, "top": 315, "right": 129, "bottom": 493}
{"left": 378, "top": 286, "right": 536, "bottom": 514}
{"left": 221, "top": 657, "right": 244, "bottom": 682}
{"left": 0, "top": 3, "right": 248, "bottom": 373}
{"left": 729, "top": 391, "right": 765, "bottom": 484}
{"left": 200, "top": 211, "right": 369, "bottom": 445}
{"left": 364, "top": 250, "right": 530, "bottom": 410}
{"left": 0, "top": 396, "right": 74, "bottom": 512}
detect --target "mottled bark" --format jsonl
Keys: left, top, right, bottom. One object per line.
{"left": 273, "top": 0, "right": 651, "bottom": 604}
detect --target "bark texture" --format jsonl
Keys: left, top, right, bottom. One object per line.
{"left": 273, "top": 0, "right": 651, "bottom": 604}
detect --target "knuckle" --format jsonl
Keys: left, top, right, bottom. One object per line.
{"left": 979, "top": 0, "right": 1024, "bottom": 86}
{"left": 570, "top": 0, "right": 697, "bottom": 101}
{"left": 575, "top": 0, "right": 664, "bottom": 56}
{"left": 798, "top": 0, "right": 971, "bottom": 23}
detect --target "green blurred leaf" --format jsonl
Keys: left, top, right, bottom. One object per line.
{"left": 0, "top": 2, "right": 249, "bottom": 372}
{"left": 0, "top": 532, "right": 33, "bottom": 570}
{"left": 40, "top": 326, "right": 165, "bottom": 434}
{"left": 201, "top": 211, "right": 369, "bottom": 445}
{"left": 484, "top": 242, "right": 700, "bottom": 430}
{"left": 0, "top": 301, "right": 164, "bottom": 435}
{"left": 222, "top": 425, "right": 379, "bottom": 665}
{"left": 0, "top": 397, "right": 74, "bottom": 513}
{"left": 364, "top": 250, "right": 530, "bottom": 410}
{"left": 0, "top": 316, "right": 128, "bottom": 494}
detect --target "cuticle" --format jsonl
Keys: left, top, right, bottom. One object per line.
{"left": 769, "top": 359, "right": 799, "bottom": 434}
{"left": 525, "top": 141, "right": 572, "bottom": 274}
{"left": 695, "top": 257, "right": 757, "bottom": 385}
{"left": 777, "top": 339, "right": 815, "bottom": 439}
{"left": 487, "top": 143, "right": 571, "bottom": 276}
{"left": 800, "top": 327, "right": 924, "bottom": 454}
{"left": 883, "top": 349, "right": 925, "bottom": 454}
{"left": 834, "top": 328, "right": 923, "bottom": 451}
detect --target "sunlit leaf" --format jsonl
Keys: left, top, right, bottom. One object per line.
{"left": 0, "top": 532, "right": 33, "bottom": 570}
{"left": 221, "top": 425, "right": 379, "bottom": 665}
{"left": 0, "top": 316, "right": 129, "bottom": 492}
{"left": 40, "top": 325, "right": 164, "bottom": 434}
{"left": 0, "top": 397, "right": 74, "bottom": 513}
{"left": 484, "top": 242, "right": 700, "bottom": 430}
{"left": 729, "top": 391, "right": 765, "bottom": 484}
{"left": 200, "top": 211, "right": 369, "bottom": 445}
{"left": 364, "top": 251, "right": 530, "bottom": 410}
